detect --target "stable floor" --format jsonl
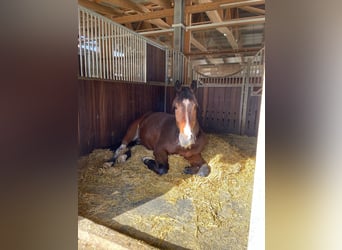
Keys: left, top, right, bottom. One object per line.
{"left": 78, "top": 134, "right": 257, "bottom": 250}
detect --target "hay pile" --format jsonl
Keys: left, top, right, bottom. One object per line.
{"left": 78, "top": 134, "right": 256, "bottom": 250}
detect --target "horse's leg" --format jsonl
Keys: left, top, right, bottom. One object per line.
{"left": 142, "top": 149, "right": 169, "bottom": 175}
{"left": 183, "top": 154, "right": 211, "bottom": 177}
{"left": 104, "top": 119, "right": 142, "bottom": 167}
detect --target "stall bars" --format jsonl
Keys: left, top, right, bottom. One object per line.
{"left": 192, "top": 47, "right": 265, "bottom": 88}
{"left": 192, "top": 47, "right": 265, "bottom": 134}
{"left": 78, "top": 6, "right": 166, "bottom": 83}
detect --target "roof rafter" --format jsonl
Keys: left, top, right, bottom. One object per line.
{"left": 79, "top": 0, "right": 124, "bottom": 15}
{"left": 198, "top": 0, "right": 238, "bottom": 49}
{"left": 98, "top": 0, "right": 170, "bottom": 29}
{"left": 148, "top": 0, "right": 171, "bottom": 9}
{"left": 112, "top": 0, "right": 264, "bottom": 24}
{"left": 239, "top": 6, "right": 265, "bottom": 15}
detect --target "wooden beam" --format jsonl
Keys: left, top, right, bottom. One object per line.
{"left": 78, "top": 0, "right": 123, "bottom": 16}
{"left": 104, "top": 0, "right": 170, "bottom": 29}
{"left": 186, "top": 47, "right": 261, "bottom": 56}
{"left": 187, "top": 0, "right": 264, "bottom": 14}
{"left": 199, "top": 0, "right": 238, "bottom": 49}
{"left": 220, "top": 0, "right": 264, "bottom": 9}
{"left": 112, "top": 0, "right": 265, "bottom": 24}
{"left": 97, "top": 0, "right": 145, "bottom": 13}
{"left": 113, "top": 9, "right": 173, "bottom": 24}
{"left": 191, "top": 36, "right": 207, "bottom": 51}
{"left": 148, "top": 0, "right": 171, "bottom": 9}
{"left": 239, "top": 6, "right": 265, "bottom": 15}
{"left": 187, "top": 16, "right": 265, "bottom": 31}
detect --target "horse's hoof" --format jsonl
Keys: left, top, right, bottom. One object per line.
{"left": 197, "top": 164, "right": 211, "bottom": 177}
{"left": 184, "top": 164, "right": 210, "bottom": 177}
{"left": 142, "top": 156, "right": 154, "bottom": 164}
{"left": 103, "top": 161, "right": 113, "bottom": 168}
{"left": 116, "top": 154, "right": 127, "bottom": 163}
{"left": 183, "top": 166, "right": 199, "bottom": 175}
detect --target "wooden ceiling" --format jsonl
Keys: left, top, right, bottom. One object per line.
{"left": 79, "top": 0, "right": 265, "bottom": 76}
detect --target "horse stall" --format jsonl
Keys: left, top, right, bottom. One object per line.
{"left": 77, "top": 5, "right": 264, "bottom": 250}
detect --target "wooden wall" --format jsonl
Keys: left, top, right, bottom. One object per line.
{"left": 244, "top": 88, "right": 262, "bottom": 136}
{"left": 78, "top": 82, "right": 261, "bottom": 155}
{"left": 164, "top": 85, "right": 261, "bottom": 136}
{"left": 197, "top": 87, "right": 242, "bottom": 134}
{"left": 146, "top": 44, "right": 166, "bottom": 82}
{"left": 78, "top": 79, "right": 165, "bottom": 155}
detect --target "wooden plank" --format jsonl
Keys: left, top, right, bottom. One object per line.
{"left": 78, "top": 79, "right": 166, "bottom": 155}
{"left": 79, "top": 0, "right": 123, "bottom": 16}
{"left": 240, "top": 6, "right": 265, "bottom": 15}
{"left": 112, "top": 0, "right": 265, "bottom": 24}
{"left": 113, "top": 9, "right": 173, "bottom": 24}
{"left": 187, "top": 0, "right": 264, "bottom": 14}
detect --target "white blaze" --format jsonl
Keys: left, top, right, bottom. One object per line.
{"left": 183, "top": 99, "right": 192, "bottom": 139}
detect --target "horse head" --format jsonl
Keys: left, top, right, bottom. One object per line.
{"left": 173, "top": 80, "right": 199, "bottom": 149}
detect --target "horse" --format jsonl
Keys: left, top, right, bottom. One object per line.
{"left": 105, "top": 80, "right": 210, "bottom": 177}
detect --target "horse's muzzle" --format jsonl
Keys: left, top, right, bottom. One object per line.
{"left": 178, "top": 133, "right": 195, "bottom": 149}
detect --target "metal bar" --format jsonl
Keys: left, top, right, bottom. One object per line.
{"left": 78, "top": 6, "right": 166, "bottom": 49}
{"left": 186, "top": 16, "right": 265, "bottom": 31}
{"left": 114, "top": 25, "right": 117, "bottom": 80}
{"left": 98, "top": 18, "right": 102, "bottom": 79}
{"left": 78, "top": 8, "right": 83, "bottom": 77}
{"left": 95, "top": 15, "right": 99, "bottom": 78}
{"left": 101, "top": 18, "right": 105, "bottom": 78}
{"left": 125, "top": 30, "right": 127, "bottom": 80}
{"left": 106, "top": 22, "right": 109, "bottom": 79}
{"left": 240, "top": 60, "right": 251, "bottom": 135}
{"left": 139, "top": 28, "right": 174, "bottom": 36}
{"left": 119, "top": 26, "right": 122, "bottom": 80}
{"left": 89, "top": 16, "right": 95, "bottom": 77}
{"left": 109, "top": 22, "right": 112, "bottom": 80}
{"left": 86, "top": 12, "right": 90, "bottom": 77}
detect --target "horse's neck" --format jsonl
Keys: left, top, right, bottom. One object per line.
{"left": 193, "top": 120, "right": 200, "bottom": 136}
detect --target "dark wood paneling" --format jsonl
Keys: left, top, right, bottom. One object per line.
{"left": 146, "top": 44, "right": 166, "bottom": 82}
{"left": 196, "top": 87, "right": 242, "bottom": 134}
{"left": 244, "top": 88, "right": 261, "bottom": 136}
{"left": 163, "top": 85, "right": 259, "bottom": 136}
{"left": 78, "top": 79, "right": 165, "bottom": 155}
{"left": 79, "top": 82, "right": 261, "bottom": 155}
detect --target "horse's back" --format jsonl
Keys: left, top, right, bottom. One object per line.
{"left": 138, "top": 112, "right": 177, "bottom": 150}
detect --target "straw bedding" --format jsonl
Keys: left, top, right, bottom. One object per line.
{"left": 78, "top": 134, "right": 257, "bottom": 250}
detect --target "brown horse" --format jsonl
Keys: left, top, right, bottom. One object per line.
{"left": 106, "top": 80, "right": 210, "bottom": 177}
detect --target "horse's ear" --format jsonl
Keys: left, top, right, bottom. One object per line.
{"left": 175, "top": 80, "right": 182, "bottom": 92}
{"left": 190, "top": 80, "right": 197, "bottom": 92}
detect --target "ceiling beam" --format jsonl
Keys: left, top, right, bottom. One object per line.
{"left": 188, "top": 0, "right": 264, "bottom": 14}
{"left": 112, "top": 0, "right": 265, "bottom": 24}
{"left": 78, "top": 0, "right": 123, "bottom": 16}
{"left": 148, "top": 0, "right": 172, "bottom": 9}
{"left": 199, "top": 0, "right": 238, "bottom": 49}
{"left": 220, "top": 0, "right": 264, "bottom": 9}
{"left": 113, "top": 9, "right": 173, "bottom": 23}
{"left": 191, "top": 36, "right": 207, "bottom": 51}
{"left": 96, "top": 0, "right": 144, "bottom": 13}
{"left": 239, "top": 6, "right": 265, "bottom": 15}
{"left": 138, "top": 16, "right": 265, "bottom": 35}
{"left": 186, "top": 46, "right": 261, "bottom": 56}
{"left": 187, "top": 16, "right": 265, "bottom": 31}
{"left": 100, "top": 0, "right": 170, "bottom": 29}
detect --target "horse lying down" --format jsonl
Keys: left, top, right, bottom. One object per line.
{"left": 105, "top": 80, "right": 211, "bottom": 177}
